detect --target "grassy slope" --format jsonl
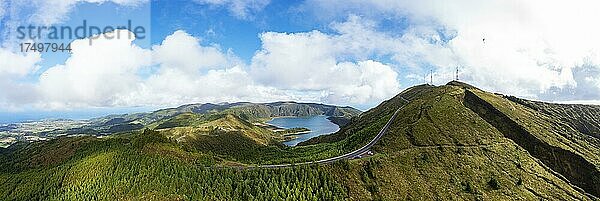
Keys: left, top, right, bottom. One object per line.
{"left": 471, "top": 90, "right": 600, "bottom": 165}
{"left": 149, "top": 112, "right": 346, "bottom": 165}
{"left": 158, "top": 114, "right": 277, "bottom": 145}
{"left": 322, "top": 84, "right": 595, "bottom": 200}
{"left": 467, "top": 88, "right": 600, "bottom": 196}
{"left": 508, "top": 96, "right": 600, "bottom": 141}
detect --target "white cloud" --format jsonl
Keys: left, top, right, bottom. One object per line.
{"left": 0, "top": 48, "right": 41, "bottom": 76}
{"left": 16, "top": 25, "right": 401, "bottom": 110}
{"left": 27, "top": 29, "right": 296, "bottom": 109}
{"left": 136, "top": 66, "right": 291, "bottom": 106}
{"left": 148, "top": 19, "right": 404, "bottom": 106}
{"left": 0, "top": 80, "right": 40, "bottom": 111}
{"left": 151, "top": 30, "right": 233, "bottom": 74}
{"left": 137, "top": 29, "right": 308, "bottom": 106}
{"left": 6, "top": 1, "right": 600, "bottom": 112}
{"left": 38, "top": 29, "right": 151, "bottom": 109}
{"left": 0, "top": 48, "right": 42, "bottom": 110}
{"left": 1, "top": 0, "right": 408, "bottom": 111}
{"left": 327, "top": 61, "right": 401, "bottom": 103}
{"left": 194, "top": 0, "right": 270, "bottom": 19}
{"left": 251, "top": 30, "right": 338, "bottom": 90}
{"left": 305, "top": 0, "right": 600, "bottom": 101}
{"left": 250, "top": 18, "right": 402, "bottom": 104}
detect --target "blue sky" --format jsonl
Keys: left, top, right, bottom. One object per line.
{"left": 1, "top": 0, "right": 600, "bottom": 123}
{"left": 2, "top": 0, "right": 413, "bottom": 89}
{"left": 2, "top": 1, "right": 151, "bottom": 78}
{"left": 148, "top": 0, "right": 413, "bottom": 65}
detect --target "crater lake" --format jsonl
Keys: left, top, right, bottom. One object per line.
{"left": 267, "top": 115, "right": 340, "bottom": 146}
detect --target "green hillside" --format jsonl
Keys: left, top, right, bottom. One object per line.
{"left": 304, "top": 82, "right": 599, "bottom": 200}
{"left": 0, "top": 130, "right": 346, "bottom": 200}
{"left": 1, "top": 82, "right": 599, "bottom": 200}
{"left": 507, "top": 96, "right": 600, "bottom": 139}
{"left": 59, "top": 102, "right": 361, "bottom": 136}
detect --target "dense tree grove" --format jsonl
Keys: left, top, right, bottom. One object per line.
{"left": 0, "top": 130, "right": 347, "bottom": 200}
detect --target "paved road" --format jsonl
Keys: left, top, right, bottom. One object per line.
{"left": 258, "top": 96, "right": 410, "bottom": 168}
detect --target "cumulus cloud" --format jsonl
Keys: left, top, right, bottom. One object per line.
{"left": 0, "top": 48, "right": 42, "bottom": 110}
{"left": 305, "top": 0, "right": 600, "bottom": 102}
{"left": 194, "top": 0, "right": 270, "bottom": 19}
{"left": 38, "top": 29, "right": 151, "bottom": 109}
{"left": 146, "top": 19, "right": 403, "bottom": 106}
{"left": 5, "top": 22, "right": 401, "bottom": 110}
{"left": 137, "top": 30, "right": 291, "bottom": 106}
{"left": 7, "top": 0, "right": 600, "bottom": 112}
{"left": 0, "top": 48, "right": 41, "bottom": 76}
{"left": 250, "top": 19, "right": 402, "bottom": 104}
{"left": 23, "top": 30, "right": 224, "bottom": 109}
{"left": 326, "top": 61, "right": 401, "bottom": 103}
{"left": 17, "top": 29, "right": 297, "bottom": 109}
{"left": 151, "top": 30, "right": 235, "bottom": 74}
{"left": 137, "top": 66, "right": 291, "bottom": 106}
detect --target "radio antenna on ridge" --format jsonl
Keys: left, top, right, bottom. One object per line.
{"left": 455, "top": 66, "right": 459, "bottom": 81}
{"left": 430, "top": 70, "right": 433, "bottom": 84}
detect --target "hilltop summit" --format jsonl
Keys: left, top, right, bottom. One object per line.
{"left": 304, "top": 82, "right": 599, "bottom": 199}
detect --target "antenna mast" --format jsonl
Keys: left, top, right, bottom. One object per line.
{"left": 430, "top": 70, "right": 433, "bottom": 84}
{"left": 455, "top": 66, "right": 459, "bottom": 81}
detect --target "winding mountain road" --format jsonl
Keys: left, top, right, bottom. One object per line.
{"left": 258, "top": 96, "right": 410, "bottom": 168}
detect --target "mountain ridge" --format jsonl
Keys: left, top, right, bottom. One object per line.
{"left": 299, "top": 81, "right": 599, "bottom": 199}
{"left": 1, "top": 81, "right": 599, "bottom": 200}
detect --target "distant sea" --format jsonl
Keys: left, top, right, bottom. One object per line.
{"left": 0, "top": 107, "right": 154, "bottom": 124}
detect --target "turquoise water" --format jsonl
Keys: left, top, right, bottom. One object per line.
{"left": 267, "top": 115, "right": 339, "bottom": 146}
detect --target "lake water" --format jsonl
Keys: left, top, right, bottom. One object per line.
{"left": 267, "top": 115, "right": 340, "bottom": 146}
